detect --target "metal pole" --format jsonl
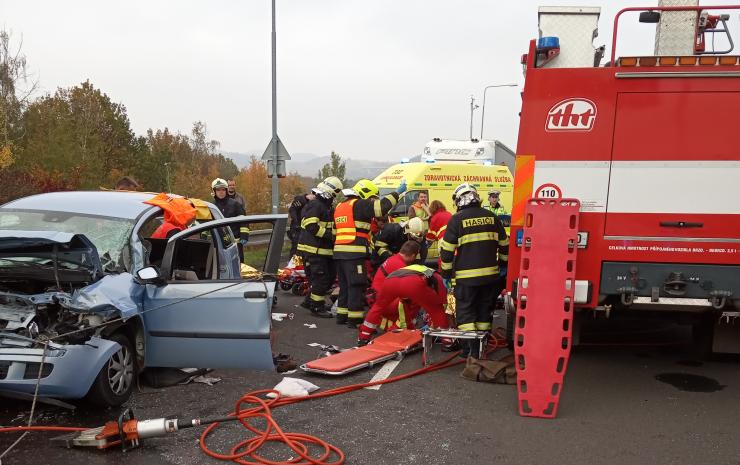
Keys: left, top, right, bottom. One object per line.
{"left": 270, "top": 0, "right": 279, "bottom": 214}
{"left": 469, "top": 95, "right": 476, "bottom": 140}
{"left": 479, "top": 83, "right": 518, "bottom": 140}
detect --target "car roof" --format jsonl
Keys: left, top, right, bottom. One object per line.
{"left": 2, "top": 191, "right": 169, "bottom": 220}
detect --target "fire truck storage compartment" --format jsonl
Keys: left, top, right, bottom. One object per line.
{"left": 605, "top": 92, "right": 740, "bottom": 240}
{"left": 600, "top": 262, "right": 739, "bottom": 306}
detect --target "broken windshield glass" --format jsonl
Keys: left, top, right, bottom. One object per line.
{"left": 0, "top": 210, "right": 134, "bottom": 272}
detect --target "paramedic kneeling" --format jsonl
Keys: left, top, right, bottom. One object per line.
{"left": 357, "top": 264, "right": 449, "bottom": 346}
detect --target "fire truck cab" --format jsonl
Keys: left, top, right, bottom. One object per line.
{"left": 508, "top": 3, "right": 740, "bottom": 352}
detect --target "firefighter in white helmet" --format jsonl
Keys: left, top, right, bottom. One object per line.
{"left": 372, "top": 215, "right": 428, "bottom": 267}
{"left": 439, "top": 183, "right": 509, "bottom": 359}
{"left": 211, "top": 178, "right": 247, "bottom": 260}
{"left": 403, "top": 216, "right": 429, "bottom": 264}
{"left": 297, "top": 176, "right": 344, "bottom": 318}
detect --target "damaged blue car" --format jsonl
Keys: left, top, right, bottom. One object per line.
{"left": 0, "top": 191, "right": 286, "bottom": 406}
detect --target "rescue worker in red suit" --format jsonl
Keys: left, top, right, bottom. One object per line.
{"left": 146, "top": 194, "right": 197, "bottom": 239}
{"left": 427, "top": 200, "right": 452, "bottom": 245}
{"left": 151, "top": 220, "right": 182, "bottom": 239}
{"left": 367, "top": 241, "right": 420, "bottom": 307}
{"left": 333, "top": 179, "right": 406, "bottom": 327}
{"left": 357, "top": 263, "right": 449, "bottom": 345}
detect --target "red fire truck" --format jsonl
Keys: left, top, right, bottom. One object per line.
{"left": 507, "top": 3, "right": 740, "bottom": 353}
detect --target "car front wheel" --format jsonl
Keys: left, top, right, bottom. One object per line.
{"left": 86, "top": 333, "right": 136, "bottom": 407}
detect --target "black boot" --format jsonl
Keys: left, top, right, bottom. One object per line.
{"left": 310, "top": 303, "right": 333, "bottom": 319}
{"left": 335, "top": 313, "right": 348, "bottom": 325}
{"left": 299, "top": 297, "right": 313, "bottom": 311}
{"left": 346, "top": 317, "right": 364, "bottom": 329}
{"left": 301, "top": 297, "right": 332, "bottom": 318}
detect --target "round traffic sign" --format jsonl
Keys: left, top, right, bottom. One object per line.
{"left": 534, "top": 183, "right": 562, "bottom": 199}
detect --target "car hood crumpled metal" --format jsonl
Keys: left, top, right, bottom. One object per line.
{"left": 68, "top": 273, "right": 143, "bottom": 320}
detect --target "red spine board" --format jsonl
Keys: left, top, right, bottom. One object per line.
{"left": 515, "top": 198, "right": 580, "bottom": 419}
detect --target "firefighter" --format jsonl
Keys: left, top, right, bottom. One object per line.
{"left": 212, "top": 178, "right": 249, "bottom": 261}
{"left": 404, "top": 216, "right": 428, "bottom": 264}
{"left": 334, "top": 178, "right": 406, "bottom": 327}
{"left": 440, "top": 183, "right": 509, "bottom": 359}
{"left": 357, "top": 263, "right": 449, "bottom": 346}
{"left": 372, "top": 215, "right": 406, "bottom": 268}
{"left": 296, "top": 177, "right": 343, "bottom": 318}
{"left": 288, "top": 191, "right": 315, "bottom": 257}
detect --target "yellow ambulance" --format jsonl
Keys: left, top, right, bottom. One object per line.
{"left": 374, "top": 161, "right": 514, "bottom": 261}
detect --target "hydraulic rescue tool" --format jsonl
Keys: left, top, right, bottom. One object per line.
{"left": 50, "top": 408, "right": 239, "bottom": 451}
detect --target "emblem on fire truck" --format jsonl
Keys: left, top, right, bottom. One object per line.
{"left": 545, "top": 98, "right": 597, "bottom": 131}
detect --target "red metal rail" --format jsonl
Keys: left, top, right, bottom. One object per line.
{"left": 610, "top": 5, "right": 740, "bottom": 66}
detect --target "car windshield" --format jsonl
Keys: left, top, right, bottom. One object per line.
{"left": 0, "top": 209, "right": 134, "bottom": 272}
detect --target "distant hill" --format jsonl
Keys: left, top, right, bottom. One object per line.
{"left": 222, "top": 150, "right": 399, "bottom": 181}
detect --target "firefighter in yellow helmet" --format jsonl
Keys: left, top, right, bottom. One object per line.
{"left": 296, "top": 177, "right": 343, "bottom": 318}
{"left": 439, "top": 183, "right": 509, "bottom": 359}
{"left": 333, "top": 178, "right": 406, "bottom": 327}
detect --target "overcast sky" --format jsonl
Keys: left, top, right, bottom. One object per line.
{"left": 3, "top": 1, "right": 738, "bottom": 162}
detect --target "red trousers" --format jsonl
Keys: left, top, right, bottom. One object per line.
{"left": 359, "top": 274, "right": 448, "bottom": 341}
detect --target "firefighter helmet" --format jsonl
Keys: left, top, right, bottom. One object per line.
{"left": 211, "top": 178, "right": 228, "bottom": 190}
{"left": 352, "top": 179, "right": 380, "bottom": 200}
{"left": 404, "top": 216, "right": 426, "bottom": 240}
{"left": 313, "top": 176, "right": 344, "bottom": 199}
{"left": 452, "top": 183, "right": 480, "bottom": 208}
{"left": 488, "top": 190, "right": 501, "bottom": 197}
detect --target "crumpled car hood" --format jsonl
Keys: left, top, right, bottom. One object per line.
{"left": 68, "top": 273, "right": 142, "bottom": 320}
{"left": 0, "top": 230, "right": 103, "bottom": 280}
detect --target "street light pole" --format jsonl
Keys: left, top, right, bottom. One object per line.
{"left": 469, "top": 95, "right": 479, "bottom": 141}
{"left": 270, "top": 0, "right": 279, "bottom": 214}
{"left": 479, "top": 83, "right": 518, "bottom": 140}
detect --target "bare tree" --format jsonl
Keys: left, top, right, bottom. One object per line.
{"left": 0, "top": 29, "right": 38, "bottom": 168}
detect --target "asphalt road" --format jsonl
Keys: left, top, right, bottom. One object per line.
{"left": 1, "top": 292, "right": 739, "bottom": 465}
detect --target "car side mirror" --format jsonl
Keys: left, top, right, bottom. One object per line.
{"left": 136, "top": 266, "right": 164, "bottom": 285}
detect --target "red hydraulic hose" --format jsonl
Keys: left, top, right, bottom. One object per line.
{"left": 0, "top": 352, "right": 465, "bottom": 465}
{"left": 199, "top": 353, "right": 464, "bottom": 465}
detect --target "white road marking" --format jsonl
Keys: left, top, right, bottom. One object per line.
{"left": 364, "top": 359, "right": 401, "bottom": 391}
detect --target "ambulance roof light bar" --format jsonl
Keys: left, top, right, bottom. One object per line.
{"left": 610, "top": 4, "right": 740, "bottom": 67}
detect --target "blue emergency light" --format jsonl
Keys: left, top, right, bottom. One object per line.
{"left": 537, "top": 36, "right": 560, "bottom": 51}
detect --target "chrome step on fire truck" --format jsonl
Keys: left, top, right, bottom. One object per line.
{"left": 507, "top": 2, "right": 740, "bottom": 354}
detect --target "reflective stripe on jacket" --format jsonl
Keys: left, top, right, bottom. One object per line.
{"left": 439, "top": 205, "right": 509, "bottom": 286}
{"left": 297, "top": 197, "right": 335, "bottom": 256}
{"left": 333, "top": 193, "right": 399, "bottom": 260}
